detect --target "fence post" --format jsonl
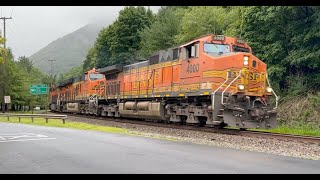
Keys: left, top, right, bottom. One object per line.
{"left": 7, "top": 116, "right": 9, "bottom": 121}
{"left": 46, "top": 118, "right": 48, "bottom": 123}
{"left": 19, "top": 117, "right": 21, "bottom": 122}
{"left": 63, "top": 118, "right": 65, "bottom": 124}
{"left": 31, "top": 117, "right": 34, "bottom": 123}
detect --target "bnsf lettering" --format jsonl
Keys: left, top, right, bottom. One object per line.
{"left": 249, "top": 73, "right": 260, "bottom": 81}
{"left": 228, "top": 71, "right": 264, "bottom": 82}
{"left": 187, "top": 64, "right": 199, "bottom": 73}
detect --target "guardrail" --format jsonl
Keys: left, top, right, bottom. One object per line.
{"left": 0, "top": 113, "right": 67, "bottom": 124}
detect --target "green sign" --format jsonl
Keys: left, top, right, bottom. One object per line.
{"left": 30, "top": 84, "right": 48, "bottom": 95}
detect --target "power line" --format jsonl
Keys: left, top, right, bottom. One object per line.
{"left": 6, "top": 25, "right": 25, "bottom": 58}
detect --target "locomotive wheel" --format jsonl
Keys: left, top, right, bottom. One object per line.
{"left": 215, "top": 122, "right": 227, "bottom": 129}
{"left": 198, "top": 117, "right": 206, "bottom": 127}
{"left": 96, "top": 108, "right": 102, "bottom": 117}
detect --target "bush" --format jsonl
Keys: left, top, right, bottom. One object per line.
{"left": 277, "top": 93, "right": 320, "bottom": 128}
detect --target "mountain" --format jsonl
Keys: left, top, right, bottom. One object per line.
{"left": 29, "top": 23, "right": 103, "bottom": 75}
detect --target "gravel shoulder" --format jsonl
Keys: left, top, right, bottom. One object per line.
{"left": 65, "top": 115, "right": 320, "bottom": 161}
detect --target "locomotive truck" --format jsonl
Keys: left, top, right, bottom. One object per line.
{"left": 50, "top": 34, "right": 278, "bottom": 129}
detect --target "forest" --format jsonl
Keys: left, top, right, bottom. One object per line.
{"left": 0, "top": 6, "right": 319, "bottom": 128}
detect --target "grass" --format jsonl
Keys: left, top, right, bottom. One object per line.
{"left": 227, "top": 125, "right": 320, "bottom": 137}
{"left": 252, "top": 125, "right": 320, "bottom": 137}
{"left": 0, "top": 116, "right": 179, "bottom": 141}
{"left": 0, "top": 116, "right": 127, "bottom": 134}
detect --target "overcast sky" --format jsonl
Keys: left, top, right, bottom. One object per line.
{"left": 0, "top": 6, "right": 160, "bottom": 59}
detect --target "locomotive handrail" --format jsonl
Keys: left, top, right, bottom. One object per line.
{"left": 266, "top": 73, "right": 279, "bottom": 109}
{"left": 221, "top": 70, "right": 243, "bottom": 105}
{"left": 212, "top": 72, "right": 229, "bottom": 111}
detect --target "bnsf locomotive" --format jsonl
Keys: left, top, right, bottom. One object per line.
{"left": 50, "top": 34, "right": 278, "bottom": 129}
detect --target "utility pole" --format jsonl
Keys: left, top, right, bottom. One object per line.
{"left": 47, "top": 60, "right": 56, "bottom": 114}
{"left": 48, "top": 60, "right": 56, "bottom": 79}
{"left": 0, "top": 17, "right": 12, "bottom": 49}
{"left": 1, "top": 16, "right": 12, "bottom": 113}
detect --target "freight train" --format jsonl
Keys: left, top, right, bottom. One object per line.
{"left": 49, "top": 34, "right": 278, "bottom": 129}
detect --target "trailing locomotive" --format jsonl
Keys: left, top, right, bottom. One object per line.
{"left": 50, "top": 34, "right": 278, "bottom": 129}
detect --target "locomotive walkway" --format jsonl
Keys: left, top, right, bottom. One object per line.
{"left": 0, "top": 122, "right": 319, "bottom": 174}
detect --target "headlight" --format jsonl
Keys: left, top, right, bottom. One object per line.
{"left": 243, "top": 56, "right": 249, "bottom": 65}
{"left": 266, "top": 87, "right": 273, "bottom": 93}
{"left": 238, "top": 84, "right": 245, "bottom": 91}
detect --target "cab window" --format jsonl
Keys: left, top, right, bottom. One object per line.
{"left": 233, "top": 45, "right": 250, "bottom": 52}
{"left": 89, "top": 73, "right": 104, "bottom": 81}
{"left": 181, "top": 43, "right": 199, "bottom": 60}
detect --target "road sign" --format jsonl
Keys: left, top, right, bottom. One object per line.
{"left": 4, "top": 96, "right": 11, "bottom": 104}
{"left": 30, "top": 84, "right": 48, "bottom": 95}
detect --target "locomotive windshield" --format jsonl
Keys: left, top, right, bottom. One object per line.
{"left": 89, "top": 73, "right": 104, "bottom": 81}
{"left": 204, "top": 43, "right": 231, "bottom": 54}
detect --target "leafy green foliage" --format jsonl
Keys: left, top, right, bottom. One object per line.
{"left": 0, "top": 48, "right": 50, "bottom": 109}
{"left": 83, "top": 6, "right": 155, "bottom": 69}
{"left": 175, "top": 6, "right": 241, "bottom": 44}
{"left": 58, "top": 65, "right": 83, "bottom": 83}
{"left": 17, "top": 56, "right": 33, "bottom": 73}
{"left": 138, "top": 6, "right": 187, "bottom": 57}
{"left": 83, "top": 47, "right": 97, "bottom": 72}
{"left": 241, "top": 6, "right": 320, "bottom": 95}
{"left": 0, "top": 37, "right": 6, "bottom": 64}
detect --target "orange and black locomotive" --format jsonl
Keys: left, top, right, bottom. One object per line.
{"left": 50, "top": 34, "right": 278, "bottom": 129}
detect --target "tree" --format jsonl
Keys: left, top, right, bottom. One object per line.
{"left": 174, "top": 6, "right": 239, "bottom": 44}
{"left": 241, "top": 6, "right": 320, "bottom": 95}
{"left": 0, "top": 36, "right": 6, "bottom": 64}
{"left": 57, "top": 65, "right": 83, "bottom": 84}
{"left": 95, "top": 24, "right": 115, "bottom": 68}
{"left": 90, "top": 6, "right": 155, "bottom": 69}
{"left": 83, "top": 46, "right": 97, "bottom": 71}
{"left": 17, "top": 56, "right": 33, "bottom": 73}
{"left": 0, "top": 37, "right": 51, "bottom": 110}
{"left": 138, "top": 6, "right": 187, "bottom": 58}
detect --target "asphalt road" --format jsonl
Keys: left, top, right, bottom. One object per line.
{"left": 0, "top": 122, "right": 319, "bottom": 174}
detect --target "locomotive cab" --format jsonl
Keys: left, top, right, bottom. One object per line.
{"left": 178, "top": 34, "right": 278, "bottom": 129}
{"left": 83, "top": 68, "right": 106, "bottom": 97}
{"left": 202, "top": 35, "right": 277, "bottom": 129}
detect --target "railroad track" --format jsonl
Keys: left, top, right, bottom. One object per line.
{"left": 51, "top": 112, "right": 320, "bottom": 145}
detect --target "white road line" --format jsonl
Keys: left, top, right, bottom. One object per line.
{"left": 0, "top": 136, "right": 6, "bottom": 140}
{"left": 0, "top": 138, "right": 56, "bottom": 143}
{"left": 4, "top": 134, "right": 48, "bottom": 139}
{"left": 0, "top": 133, "right": 38, "bottom": 136}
